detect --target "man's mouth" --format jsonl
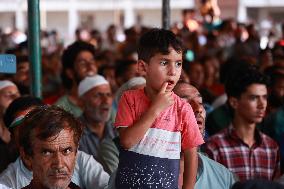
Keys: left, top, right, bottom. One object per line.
{"left": 195, "top": 116, "right": 204, "bottom": 126}
{"left": 48, "top": 173, "right": 69, "bottom": 179}
{"left": 101, "top": 106, "right": 110, "bottom": 112}
{"left": 256, "top": 111, "right": 265, "bottom": 118}
{"left": 197, "top": 120, "right": 202, "bottom": 125}
{"left": 86, "top": 72, "right": 96, "bottom": 77}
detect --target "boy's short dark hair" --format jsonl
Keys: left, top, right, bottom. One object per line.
{"left": 115, "top": 59, "right": 137, "bottom": 78}
{"left": 225, "top": 65, "right": 268, "bottom": 98}
{"left": 137, "top": 28, "right": 183, "bottom": 62}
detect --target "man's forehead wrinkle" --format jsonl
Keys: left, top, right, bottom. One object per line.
{"left": 34, "top": 130, "right": 75, "bottom": 149}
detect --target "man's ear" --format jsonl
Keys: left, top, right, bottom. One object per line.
{"left": 19, "top": 147, "right": 32, "bottom": 170}
{"left": 138, "top": 60, "right": 147, "bottom": 76}
{"left": 228, "top": 97, "right": 238, "bottom": 110}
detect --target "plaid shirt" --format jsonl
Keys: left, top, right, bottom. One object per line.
{"left": 204, "top": 124, "right": 280, "bottom": 181}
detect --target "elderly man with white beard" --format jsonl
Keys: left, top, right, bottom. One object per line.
{"left": 78, "top": 75, "right": 117, "bottom": 171}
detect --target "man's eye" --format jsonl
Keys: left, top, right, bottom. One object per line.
{"left": 77, "top": 60, "right": 87, "bottom": 66}
{"left": 41, "top": 150, "right": 52, "bottom": 156}
{"left": 249, "top": 96, "right": 258, "bottom": 101}
{"left": 63, "top": 148, "right": 73, "bottom": 155}
{"left": 160, "top": 61, "right": 167, "bottom": 66}
{"left": 106, "top": 93, "right": 112, "bottom": 98}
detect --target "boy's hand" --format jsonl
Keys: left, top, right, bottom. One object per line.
{"left": 151, "top": 82, "right": 174, "bottom": 114}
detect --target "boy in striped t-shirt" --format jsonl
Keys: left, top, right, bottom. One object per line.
{"left": 114, "top": 28, "right": 204, "bottom": 189}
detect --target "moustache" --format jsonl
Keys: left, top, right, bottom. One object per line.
{"left": 48, "top": 168, "right": 69, "bottom": 176}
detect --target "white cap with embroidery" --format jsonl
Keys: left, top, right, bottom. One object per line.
{"left": 78, "top": 75, "right": 109, "bottom": 97}
{"left": 0, "top": 80, "right": 16, "bottom": 91}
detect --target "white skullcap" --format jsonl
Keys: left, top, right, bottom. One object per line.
{"left": 78, "top": 75, "right": 109, "bottom": 97}
{"left": 114, "top": 76, "right": 146, "bottom": 106}
{"left": 0, "top": 80, "right": 16, "bottom": 91}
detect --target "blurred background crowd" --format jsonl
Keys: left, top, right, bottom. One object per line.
{"left": 0, "top": 0, "right": 284, "bottom": 187}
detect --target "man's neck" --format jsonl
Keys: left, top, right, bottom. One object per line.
{"left": 85, "top": 115, "right": 106, "bottom": 139}
{"left": 67, "top": 85, "right": 82, "bottom": 108}
{"left": 232, "top": 116, "right": 256, "bottom": 148}
{"left": 28, "top": 179, "right": 71, "bottom": 189}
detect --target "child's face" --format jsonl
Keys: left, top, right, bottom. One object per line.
{"left": 142, "top": 47, "right": 182, "bottom": 93}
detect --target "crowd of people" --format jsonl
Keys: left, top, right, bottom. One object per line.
{"left": 0, "top": 6, "right": 284, "bottom": 189}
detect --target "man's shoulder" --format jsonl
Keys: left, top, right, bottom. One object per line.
{"left": 54, "top": 95, "right": 68, "bottom": 105}
{"left": 0, "top": 184, "right": 11, "bottom": 189}
{"left": 197, "top": 153, "right": 237, "bottom": 188}
{"left": 0, "top": 158, "right": 31, "bottom": 189}
{"left": 207, "top": 128, "right": 229, "bottom": 142}
{"left": 199, "top": 153, "right": 232, "bottom": 173}
{"left": 204, "top": 128, "right": 232, "bottom": 150}
{"left": 0, "top": 158, "right": 22, "bottom": 179}
{"left": 260, "top": 132, "right": 279, "bottom": 148}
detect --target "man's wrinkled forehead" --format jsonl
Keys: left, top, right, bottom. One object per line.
{"left": 33, "top": 127, "right": 76, "bottom": 146}
{"left": 175, "top": 83, "right": 201, "bottom": 100}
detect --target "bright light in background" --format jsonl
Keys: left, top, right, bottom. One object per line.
{"left": 3, "top": 27, "right": 12, "bottom": 34}
{"left": 259, "top": 19, "right": 272, "bottom": 49}
{"left": 186, "top": 20, "right": 199, "bottom": 32}
{"left": 260, "top": 36, "right": 268, "bottom": 50}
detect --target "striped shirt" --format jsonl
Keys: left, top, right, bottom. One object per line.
{"left": 114, "top": 88, "right": 204, "bottom": 188}
{"left": 204, "top": 124, "right": 280, "bottom": 181}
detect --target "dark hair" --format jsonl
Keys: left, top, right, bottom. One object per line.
{"left": 19, "top": 105, "right": 83, "bottom": 156}
{"left": 137, "top": 28, "right": 183, "bottom": 62}
{"left": 115, "top": 59, "right": 137, "bottom": 78}
{"left": 61, "top": 41, "right": 96, "bottom": 89}
{"left": 265, "top": 66, "right": 284, "bottom": 87}
{"left": 225, "top": 65, "right": 268, "bottom": 98}
{"left": 4, "top": 96, "right": 44, "bottom": 131}
{"left": 16, "top": 55, "right": 29, "bottom": 65}
{"left": 182, "top": 9, "right": 195, "bottom": 16}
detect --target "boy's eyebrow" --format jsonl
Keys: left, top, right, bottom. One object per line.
{"left": 158, "top": 57, "right": 182, "bottom": 61}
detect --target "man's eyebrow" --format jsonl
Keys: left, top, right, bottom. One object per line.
{"left": 180, "top": 95, "right": 190, "bottom": 99}
{"left": 40, "top": 147, "right": 55, "bottom": 152}
{"left": 248, "top": 93, "right": 267, "bottom": 97}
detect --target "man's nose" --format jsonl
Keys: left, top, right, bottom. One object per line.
{"left": 191, "top": 101, "right": 203, "bottom": 114}
{"left": 52, "top": 153, "right": 64, "bottom": 168}
{"left": 101, "top": 94, "right": 112, "bottom": 104}
{"left": 258, "top": 97, "right": 267, "bottom": 109}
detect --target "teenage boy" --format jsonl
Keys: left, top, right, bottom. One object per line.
{"left": 114, "top": 28, "right": 204, "bottom": 189}
{"left": 204, "top": 65, "right": 280, "bottom": 181}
